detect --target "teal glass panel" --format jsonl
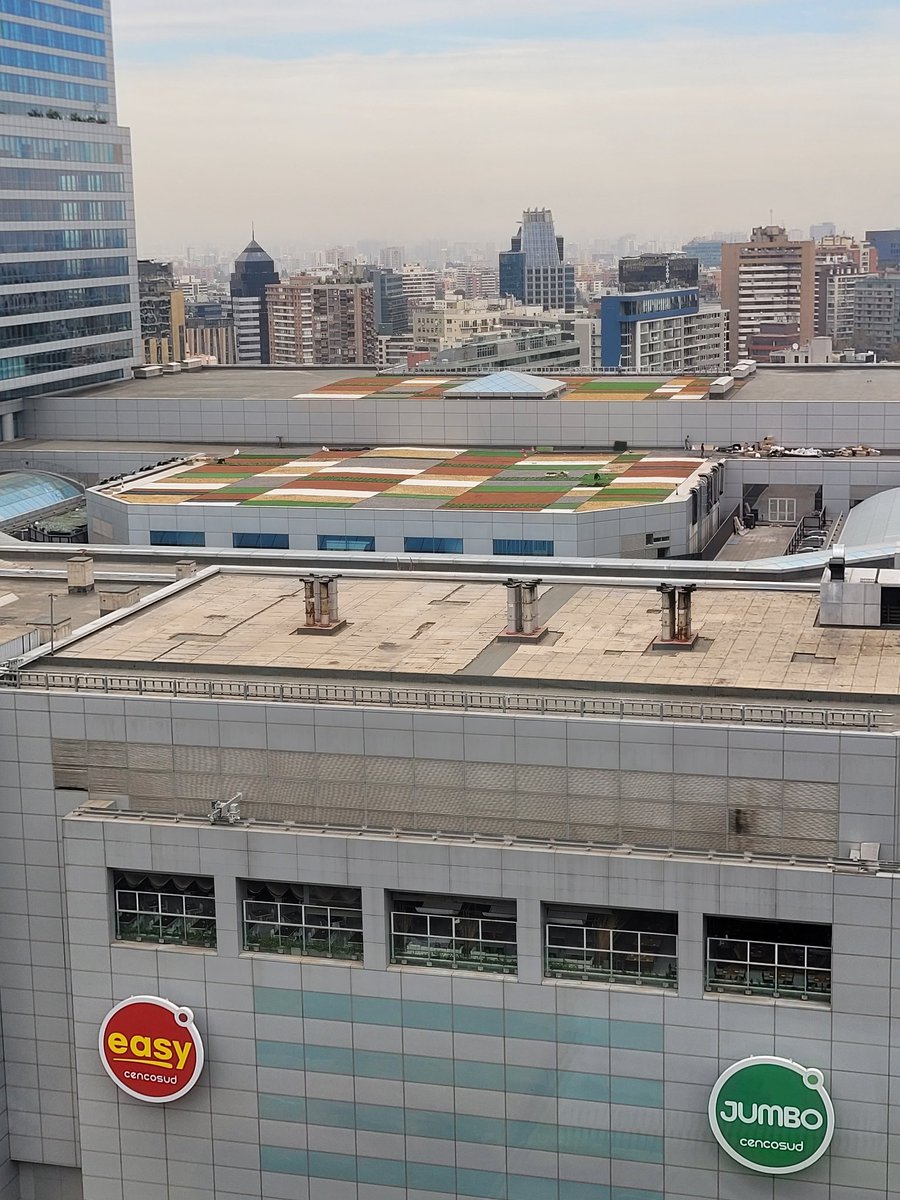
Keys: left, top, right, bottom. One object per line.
{"left": 610, "top": 1076, "right": 664, "bottom": 1108}
{"left": 304, "top": 1044, "right": 353, "bottom": 1075}
{"left": 507, "top": 1120, "right": 558, "bottom": 1153}
{"left": 405, "top": 1053, "right": 454, "bottom": 1085}
{"left": 307, "top": 1151, "right": 357, "bottom": 1181}
{"left": 457, "top": 1167, "right": 507, "bottom": 1198}
{"left": 453, "top": 1004, "right": 505, "bottom": 1036}
{"left": 355, "top": 1048, "right": 403, "bottom": 1080}
{"left": 505, "top": 1010, "right": 557, "bottom": 1041}
{"left": 358, "top": 1156, "right": 407, "bottom": 1188}
{"left": 306, "top": 1098, "right": 356, "bottom": 1129}
{"left": 608, "top": 1022, "right": 663, "bottom": 1052}
{"left": 557, "top": 1016, "right": 610, "bottom": 1046}
{"left": 260, "top": 1146, "right": 308, "bottom": 1175}
{"left": 610, "top": 1131, "right": 664, "bottom": 1163}
{"left": 407, "top": 1162, "right": 457, "bottom": 1192}
{"left": 257, "top": 1040, "right": 304, "bottom": 1071}
{"left": 404, "top": 999, "right": 453, "bottom": 1031}
{"left": 455, "top": 1113, "right": 506, "bottom": 1145}
{"left": 352, "top": 995, "right": 402, "bottom": 1026}
{"left": 508, "top": 1177, "right": 560, "bottom": 1200}
{"left": 406, "top": 1108, "right": 453, "bottom": 1140}
{"left": 303, "top": 990, "right": 352, "bottom": 1022}
{"left": 356, "top": 1102, "right": 405, "bottom": 1134}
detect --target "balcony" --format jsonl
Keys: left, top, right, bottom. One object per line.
{"left": 545, "top": 905, "right": 677, "bottom": 988}
{"left": 705, "top": 917, "right": 831, "bottom": 1003}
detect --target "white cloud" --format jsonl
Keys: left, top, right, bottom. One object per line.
{"left": 116, "top": 20, "right": 900, "bottom": 251}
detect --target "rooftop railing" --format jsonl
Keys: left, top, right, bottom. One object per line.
{"left": 0, "top": 668, "right": 888, "bottom": 729}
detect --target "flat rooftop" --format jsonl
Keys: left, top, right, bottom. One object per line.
{"left": 63, "top": 369, "right": 714, "bottom": 405}
{"left": 740, "top": 367, "right": 900, "bottom": 403}
{"left": 95, "top": 449, "right": 708, "bottom": 513}
{"left": 46, "top": 568, "right": 900, "bottom": 700}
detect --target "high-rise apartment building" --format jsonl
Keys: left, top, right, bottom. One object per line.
{"left": 720, "top": 226, "right": 815, "bottom": 363}
{"left": 378, "top": 245, "right": 404, "bottom": 271}
{"left": 230, "top": 237, "right": 279, "bottom": 364}
{"left": 499, "top": 208, "right": 575, "bottom": 313}
{"left": 618, "top": 253, "right": 699, "bottom": 292}
{"left": 138, "top": 259, "right": 185, "bottom": 365}
{"left": 400, "top": 262, "right": 438, "bottom": 312}
{"left": 266, "top": 275, "right": 375, "bottom": 365}
{"left": 0, "top": 0, "right": 140, "bottom": 440}
{"left": 814, "top": 258, "right": 859, "bottom": 344}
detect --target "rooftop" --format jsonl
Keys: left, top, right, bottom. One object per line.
{"left": 94, "top": 448, "right": 708, "bottom": 513}
{"left": 41, "top": 567, "right": 900, "bottom": 703}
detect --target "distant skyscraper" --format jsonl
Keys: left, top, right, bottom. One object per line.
{"left": 682, "top": 238, "right": 725, "bottom": 269}
{"left": 138, "top": 260, "right": 185, "bottom": 365}
{"left": 366, "top": 268, "right": 409, "bottom": 336}
{"left": 865, "top": 230, "right": 900, "bottom": 270}
{"left": 810, "top": 222, "right": 837, "bottom": 242}
{"left": 721, "top": 226, "right": 816, "bottom": 363}
{"left": 379, "top": 246, "right": 404, "bottom": 271}
{"left": 499, "top": 209, "right": 575, "bottom": 313}
{"left": 618, "top": 254, "right": 699, "bottom": 292}
{"left": 0, "top": 0, "right": 140, "bottom": 439}
{"left": 230, "top": 237, "right": 279, "bottom": 364}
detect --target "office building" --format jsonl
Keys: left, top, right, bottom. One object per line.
{"left": 137, "top": 259, "right": 185, "bottom": 365}
{"left": 599, "top": 289, "right": 728, "bottom": 373}
{"left": 185, "top": 300, "right": 237, "bottom": 365}
{"left": 415, "top": 325, "right": 582, "bottom": 374}
{"left": 0, "top": 0, "right": 140, "bottom": 440}
{"left": 865, "top": 229, "right": 900, "bottom": 270}
{"left": 230, "top": 236, "right": 279, "bottom": 364}
{"left": 367, "top": 267, "right": 409, "bottom": 335}
{"left": 618, "top": 253, "right": 699, "bottom": 292}
{"left": 379, "top": 245, "right": 404, "bottom": 271}
{"left": 266, "top": 275, "right": 375, "bottom": 365}
{"left": 411, "top": 297, "right": 536, "bottom": 351}
{"left": 810, "top": 221, "right": 837, "bottom": 241}
{"left": 853, "top": 273, "right": 900, "bottom": 358}
{"left": 721, "top": 226, "right": 816, "bottom": 363}
{"left": 499, "top": 208, "right": 576, "bottom": 313}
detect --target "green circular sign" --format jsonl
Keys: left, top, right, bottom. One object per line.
{"left": 708, "top": 1056, "right": 835, "bottom": 1175}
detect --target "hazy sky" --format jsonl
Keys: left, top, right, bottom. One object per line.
{"left": 112, "top": 0, "right": 900, "bottom": 255}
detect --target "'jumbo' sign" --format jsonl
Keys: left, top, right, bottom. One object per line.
{"left": 708, "top": 1056, "right": 835, "bottom": 1174}
{"left": 99, "top": 996, "right": 204, "bottom": 1103}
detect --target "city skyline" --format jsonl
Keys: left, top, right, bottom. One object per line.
{"left": 112, "top": 0, "right": 900, "bottom": 250}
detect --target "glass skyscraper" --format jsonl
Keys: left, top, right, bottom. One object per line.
{"left": 0, "top": 0, "right": 139, "bottom": 439}
{"left": 499, "top": 208, "right": 575, "bottom": 314}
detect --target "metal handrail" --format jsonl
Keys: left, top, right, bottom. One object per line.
{"left": 0, "top": 667, "right": 888, "bottom": 729}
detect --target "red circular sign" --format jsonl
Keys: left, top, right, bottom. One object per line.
{"left": 99, "top": 996, "right": 204, "bottom": 1103}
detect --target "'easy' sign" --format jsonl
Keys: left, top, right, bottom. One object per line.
{"left": 99, "top": 996, "right": 204, "bottom": 1103}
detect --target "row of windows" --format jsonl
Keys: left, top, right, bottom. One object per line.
{"left": 0, "top": 253, "right": 128, "bottom": 285}
{"left": 0, "top": 134, "right": 121, "bottom": 163}
{"left": 0, "top": 282, "right": 129, "bottom": 317}
{"left": 0, "top": 309, "right": 131, "bottom": 349}
{"left": 0, "top": 166, "right": 124, "bottom": 190}
{"left": 147, "top": 533, "right": 556, "bottom": 556}
{"left": 0, "top": 197, "right": 124, "bottom": 220}
{"left": 0, "top": 17, "right": 105, "bottom": 53}
{"left": 0, "top": 227, "right": 126, "bottom": 253}
{"left": 0, "top": 71, "right": 108, "bottom": 104}
{"left": 0, "top": 43, "right": 107, "bottom": 78}
{"left": 112, "top": 874, "right": 833, "bottom": 1005}
{"left": 0, "top": 363, "right": 123, "bottom": 399}
{"left": 0, "top": 0, "right": 105, "bottom": 33}
{"left": 0, "top": 336, "right": 132, "bottom": 380}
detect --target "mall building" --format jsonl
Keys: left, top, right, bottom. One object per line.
{"left": 0, "top": 538, "right": 900, "bottom": 1200}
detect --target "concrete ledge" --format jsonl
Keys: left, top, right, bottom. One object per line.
{"left": 497, "top": 626, "right": 549, "bottom": 643}
{"left": 291, "top": 620, "right": 348, "bottom": 636}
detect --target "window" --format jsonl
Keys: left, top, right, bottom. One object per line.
{"left": 545, "top": 905, "right": 677, "bottom": 988}
{"left": 0, "top": 308, "right": 131, "bottom": 348}
{"left": 705, "top": 916, "right": 831, "bottom": 1003}
{"left": 767, "top": 497, "right": 796, "bottom": 523}
{"left": 242, "top": 881, "right": 363, "bottom": 960}
{"left": 403, "top": 536, "right": 463, "bottom": 554}
{"left": 232, "top": 532, "right": 289, "bottom": 550}
{"left": 0, "top": 255, "right": 129, "bottom": 285}
{"left": 149, "top": 530, "right": 205, "bottom": 546}
{"left": 113, "top": 872, "right": 216, "bottom": 948}
{"left": 0, "top": 0, "right": 105, "bottom": 30}
{"left": 0, "top": 282, "right": 129, "bottom": 318}
{"left": 492, "top": 538, "right": 554, "bottom": 557}
{"left": 0, "top": 337, "right": 133, "bottom": 381}
{"left": 317, "top": 534, "right": 375, "bottom": 551}
{"left": 390, "top": 893, "right": 517, "bottom": 974}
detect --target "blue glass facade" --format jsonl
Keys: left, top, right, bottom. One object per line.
{"left": 0, "top": 0, "right": 105, "bottom": 34}
{"left": 865, "top": 229, "right": 900, "bottom": 269}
